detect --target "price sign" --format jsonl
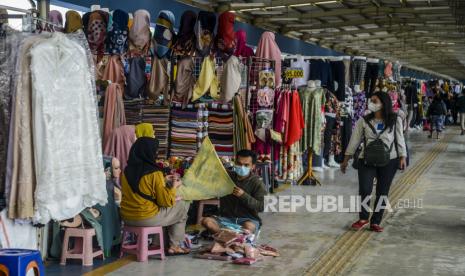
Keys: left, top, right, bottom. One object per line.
{"left": 285, "top": 68, "right": 304, "bottom": 79}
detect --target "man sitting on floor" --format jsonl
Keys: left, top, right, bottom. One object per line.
{"left": 201, "top": 150, "right": 267, "bottom": 234}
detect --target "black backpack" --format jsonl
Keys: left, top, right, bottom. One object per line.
{"left": 362, "top": 117, "right": 398, "bottom": 167}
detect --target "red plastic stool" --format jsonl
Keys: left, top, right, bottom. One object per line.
{"left": 60, "top": 228, "right": 104, "bottom": 266}
{"left": 0, "top": 249, "right": 44, "bottom": 276}
{"left": 120, "top": 226, "right": 165, "bottom": 262}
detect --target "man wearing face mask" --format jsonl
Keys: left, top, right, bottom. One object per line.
{"left": 201, "top": 150, "right": 267, "bottom": 234}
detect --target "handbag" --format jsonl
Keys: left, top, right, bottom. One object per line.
{"left": 363, "top": 117, "right": 397, "bottom": 167}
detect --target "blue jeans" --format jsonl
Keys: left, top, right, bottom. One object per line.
{"left": 431, "top": 115, "right": 443, "bottom": 132}
{"left": 214, "top": 216, "right": 260, "bottom": 233}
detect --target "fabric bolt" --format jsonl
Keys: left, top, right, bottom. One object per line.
{"left": 30, "top": 33, "right": 107, "bottom": 223}
{"left": 351, "top": 58, "right": 367, "bottom": 87}
{"left": 106, "top": 9, "right": 129, "bottom": 55}
{"left": 299, "top": 87, "right": 326, "bottom": 154}
{"left": 309, "top": 59, "right": 334, "bottom": 91}
{"left": 195, "top": 11, "right": 216, "bottom": 57}
{"left": 103, "top": 83, "right": 126, "bottom": 147}
{"left": 220, "top": 55, "right": 244, "bottom": 103}
{"left": 256, "top": 32, "right": 282, "bottom": 88}
{"left": 286, "top": 90, "right": 305, "bottom": 148}
{"left": 364, "top": 62, "right": 379, "bottom": 97}
{"left": 153, "top": 10, "right": 175, "bottom": 59}
{"left": 193, "top": 57, "right": 219, "bottom": 101}
{"left": 173, "top": 11, "right": 196, "bottom": 57}
{"left": 234, "top": 30, "right": 254, "bottom": 58}
{"left": 291, "top": 56, "right": 310, "bottom": 88}
{"left": 64, "top": 11, "right": 83, "bottom": 33}
{"left": 7, "top": 35, "right": 49, "bottom": 219}
{"left": 128, "top": 9, "right": 151, "bottom": 55}
{"left": 104, "top": 125, "right": 137, "bottom": 172}
{"left": 173, "top": 57, "right": 195, "bottom": 107}
{"left": 331, "top": 60, "right": 345, "bottom": 101}
{"left": 147, "top": 55, "right": 169, "bottom": 101}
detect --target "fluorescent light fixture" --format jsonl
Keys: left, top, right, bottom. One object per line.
{"left": 426, "top": 41, "right": 440, "bottom": 44}
{"left": 192, "top": 0, "right": 211, "bottom": 5}
{"left": 268, "top": 17, "right": 299, "bottom": 21}
{"left": 239, "top": 8, "right": 261, "bottom": 12}
{"left": 250, "top": 10, "right": 283, "bottom": 15}
{"left": 289, "top": 3, "right": 313, "bottom": 7}
{"left": 267, "top": 5, "right": 286, "bottom": 9}
{"left": 414, "top": 6, "right": 450, "bottom": 10}
{"left": 230, "top": 2, "right": 265, "bottom": 8}
{"left": 314, "top": 1, "right": 338, "bottom": 4}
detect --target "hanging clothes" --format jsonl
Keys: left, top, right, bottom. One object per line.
{"left": 255, "top": 32, "right": 282, "bottom": 88}
{"left": 103, "top": 83, "right": 126, "bottom": 147}
{"left": 102, "top": 55, "right": 125, "bottom": 86}
{"left": 104, "top": 125, "right": 136, "bottom": 173}
{"left": 195, "top": 11, "right": 216, "bottom": 57}
{"left": 147, "top": 55, "right": 170, "bottom": 102}
{"left": 173, "top": 57, "right": 195, "bottom": 107}
{"left": 153, "top": 10, "right": 175, "bottom": 59}
{"left": 220, "top": 55, "right": 243, "bottom": 103}
{"left": 216, "top": 11, "right": 236, "bottom": 59}
{"left": 285, "top": 90, "right": 305, "bottom": 148}
{"left": 233, "top": 94, "right": 255, "bottom": 152}
{"left": 299, "top": 87, "right": 326, "bottom": 154}
{"left": 106, "top": 9, "right": 129, "bottom": 55}
{"left": 30, "top": 33, "right": 107, "bottom": 223}
{"left": 172, "top": 10, "right": 197, "bottom": 57}
{"left": 64, "top": 10, "right": 83, "bottom": 33}
{"left": 192, "top": 56, "right": 219, "bottom": 101}
{"left": 234, "top": 29, "right": 254, "bottom": 58}
{"left": 128, "top": 9, "right": 151, "bottom": 55}
{"left": 83, "top": 10, "right": 109, "bottom": 55}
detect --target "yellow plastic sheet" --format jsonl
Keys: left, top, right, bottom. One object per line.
{"left": 178, "top": 137, "right": 235, "bottom": 200}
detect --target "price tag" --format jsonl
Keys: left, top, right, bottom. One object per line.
{"left": 285, "top": 68, "right": 304, "bottom": 79}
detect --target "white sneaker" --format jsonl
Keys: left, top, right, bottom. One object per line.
{"left": 328, "top": 155, "right": 340, "bottom": 168}
{"left": 313, "top": 166, "right": 324, "bottom": 172}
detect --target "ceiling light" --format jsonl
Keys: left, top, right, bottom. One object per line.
{"left": 268, "top": 17, "right": 300, "bottom": 21}
{"left": 289, "top": 3, "right": 313, "bottom": 7}
{"left": 239, "top": 8, "right": 261, "bottom": 12}
{"left": 413, "top": 6, "right": 450, "bottom": 10}
{"left": 250, "top": 10, "right": 283, "bottom": 15}
{"left": 314, "top": 1, "right": 338, "bottom": 4}
{"left": 266, "top": 5, "right": 286, "bottom": 9}
{"left": 230, "top": 2, "right": 265, "bottom": 8}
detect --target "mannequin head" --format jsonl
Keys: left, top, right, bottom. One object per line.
{"left": 315, "top": 80, "right": 322, "bottom": 87}
{"left": 307, "top": 80, "right": 316, "bottom": 88}
{"left": 112, "top": 158, "right": 121, "bottom": 178}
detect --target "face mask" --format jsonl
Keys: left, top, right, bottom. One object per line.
{"left": 234, "top": 165, "right": 250, "bottom": 177}
{"left": 368, "top": 101, "right": 382, "bottom": 113}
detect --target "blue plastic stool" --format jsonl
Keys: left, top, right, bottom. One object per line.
{"left": 0, "top": 249, "right": 44, "bottom": 276}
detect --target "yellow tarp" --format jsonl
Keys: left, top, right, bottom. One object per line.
{"left": 178, "top": 137, "right": 235, "bottom": 200}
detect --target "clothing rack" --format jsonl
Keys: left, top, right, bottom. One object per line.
{"left": 0, "top": 4, "right": 62, "bottom": 30}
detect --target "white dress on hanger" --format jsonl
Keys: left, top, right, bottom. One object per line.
{"left": 30, "top": 33, "right": 107, "bottom": 224}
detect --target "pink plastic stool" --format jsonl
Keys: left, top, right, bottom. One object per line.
{"left": 60, "top": 228, "right": 104, "bottom": 266}
{"left": 120, "top": 226, "right": 166, "bottom": 262}
{"left": 196, "top": 199, "right": 220, "bottom": 225}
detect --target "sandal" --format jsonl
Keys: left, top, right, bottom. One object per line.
{"left": 167, "top": 246, "right": 190, "bottom": 256}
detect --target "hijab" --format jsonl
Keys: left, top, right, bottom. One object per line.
{"left": 173, "top": 10, "right": 197, "bottom": 56}
{"left": 106, "top": 9, "right": 129, "bottom": 54}
{"left": 64, "top": 11, "right": 83, "bottom": 33}
{"left": 217, "top": 11, "right": 235, "bottom": 52}
{"left": 135, "top": 123, "right": 155, "bottom": 138}
{"left": 234, "top": 29, "right": 254, "bottom": 58}
{"left": 154, "top": 10, "right": 175, "bottom": 58}
{"left": 195, "top": 11, "right": 216, "bottom": 57}
{"left": 256, "top": 31, "right": 282, "bottom": 88}
{"left": 124, "top": 137, "right": 160, "bottom": 191}
{"left": 47, "top": 10, "right": 64, "bottom": 32}
{"left": 128, "top": 9, "right": 151, "bottom": 52}
{"left": 83, "top": 10, "right": 109, "bottom": 54}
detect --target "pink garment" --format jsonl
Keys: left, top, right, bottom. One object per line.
{"left": 273, "top": 90, "right": 290, "bottom": 161}
{"left": 389, "top": 91, "right": 400, "bottom": 113}
{"left": 384, "top": 61, "right": 393, "bottom": 78}
{"left": 102, "top": 55, "right": 125, "bottom": 86}
{"left": 421, "top": 82, "right": 427, "bottom": 95}
{"left": 255, "top": 32, "right": 282, "bottom": 88}
{"left": 103, "top": 83, "right": 126, "bottom": 146}
{"left": 285, "top": 90, "right": 305, "bottom": 148}
{"left": 234, "top": 29, "right": 254, "bottom": 58}
{"left": 104, "top": 125, "right": 136, "bottom": 173}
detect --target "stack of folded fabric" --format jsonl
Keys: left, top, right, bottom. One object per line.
{"left": 124, "top": 99, "right": 143, "bottom": 124}
{"left": 170, "top": 104, "right": 204, "bottom": 157}
{"left": 207, "top": 104, "right": 234, "bottom": 156}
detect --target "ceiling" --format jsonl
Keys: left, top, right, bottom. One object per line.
{"left": 178, "top": 0, "right": 465, "bottom": 81}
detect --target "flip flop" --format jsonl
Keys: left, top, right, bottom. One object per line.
{"left": 166, "top": 247, "right": 190, "bottom": 256}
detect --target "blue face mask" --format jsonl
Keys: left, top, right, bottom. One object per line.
{"left": 234, "top": 165, "right": 251, "bottom": 177}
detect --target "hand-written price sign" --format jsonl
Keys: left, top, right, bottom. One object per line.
{"left": 285, "top": 68, "right": 304, "bottom": 79}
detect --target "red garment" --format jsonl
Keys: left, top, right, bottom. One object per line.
{"left": 234, "top": 29, "right": 254, "bottom": 58}
{"left": 217, "top": 11, "right": 235, "bottom": 50}
{"left": 285, "top": 90, "right": 304, "bottom": 148}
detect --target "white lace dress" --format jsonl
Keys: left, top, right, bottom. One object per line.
{"left": 30, "top": 33, "right": 107, "bottom": 224}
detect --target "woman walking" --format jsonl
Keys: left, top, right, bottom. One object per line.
{"left": 341, "top": 92, "right": 407, "bottom": 232}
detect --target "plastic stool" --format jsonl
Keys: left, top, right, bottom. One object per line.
{"left": 120, "top": 226, "right": 165, "bottom": 262}
{"left": 196, "top": 199, "right": 220, "bottom": 225}
{"left": 60, "top": 228, "right": 104, "bottom": 266}
{"left": 0, "top": 249, "right": 44, "bottom": 276}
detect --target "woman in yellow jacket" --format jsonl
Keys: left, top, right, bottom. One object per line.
{"left": 121, "top": 137, "right": 190, "bottom": 255}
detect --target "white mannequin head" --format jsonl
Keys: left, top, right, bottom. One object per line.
{"left": 315, "top": 80, "right": 322, "bottom": 87}
{"left": 112, "top": 158, "right": 121, "bottom": 178}
{"left": 308, "top": 80, "right": 316, "bottom": 88}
